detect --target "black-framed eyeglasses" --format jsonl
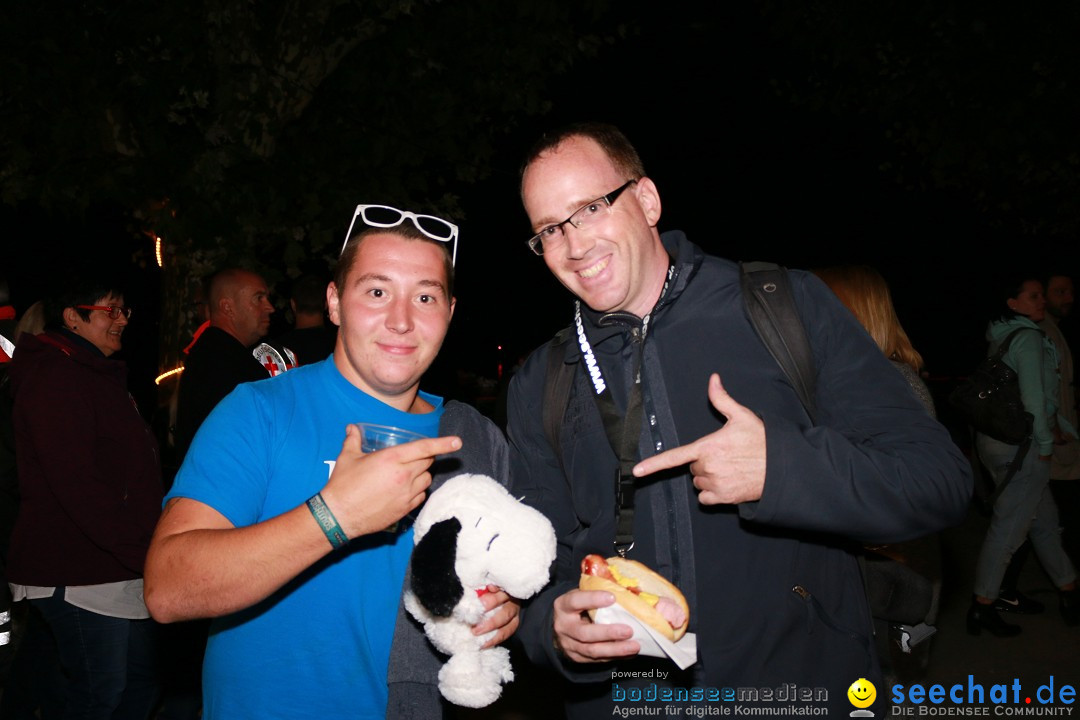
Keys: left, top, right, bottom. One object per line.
{"left": 526, "top": 180, "right": 637, "bottom": 256}
{"left": 342, "top": 204, "right": 458, "bottom": 266}
{"left": 77, "top": 305, "right": 132, "bottom": 320}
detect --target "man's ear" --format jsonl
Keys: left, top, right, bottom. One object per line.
{"left": 448, "top": 296, "right": 456, "bottom": 321}
{"left": 327, "top": 282, "right": 342, "bottom": 327}
{"left": 635, "top": 176, "right": 662, "bottom": 227}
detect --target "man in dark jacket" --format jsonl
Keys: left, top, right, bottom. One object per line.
{"left": 506, "top": 122, "right": 973, "bottom": 718}
{"left": 174, "top": 267, "right": 276, "bottom": 465}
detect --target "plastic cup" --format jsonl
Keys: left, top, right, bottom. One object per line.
{"left": 355, "top": 423, "right": 427, "bottom": 453}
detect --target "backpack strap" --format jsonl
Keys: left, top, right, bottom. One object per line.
{"left": 995, "top": 327, "right": 1042, "bottom": 357}
{"left": 740, "top": 261, "right": 817, "bottom": 421}
{"left": 541, "top": 263, "right": 820, "bottom": 464}
{"left": 542, "top": 326, "right": 576, "bottom": 467}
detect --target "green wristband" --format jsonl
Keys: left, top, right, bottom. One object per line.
{"left": 306, "top": 492, "right": 349, "bottom": 549}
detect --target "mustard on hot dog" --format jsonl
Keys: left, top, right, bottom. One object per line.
{"left": 579, "top": 554, "right": 689, "bottom": 642}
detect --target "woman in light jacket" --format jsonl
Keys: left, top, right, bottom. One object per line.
{"left": 968, "top": 273, "right": 1078, "bottom": 636}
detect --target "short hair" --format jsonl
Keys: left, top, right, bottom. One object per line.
{"left": 814, "top": 265, "right": 925, "bottom": 373}
{"left": 43, "top": 277, "right": 124, "bottom": 329}
{"left": 334, "top": 224, "right": 454, "bottom": 299}
{"left": 520, "top": 121, "right": 646, "bottom": 188}
{"left": 290, "top": 274, "right": 329, "bottom": 314}
{"left": 206, "top": 268, "right": 263, "bottom": 316}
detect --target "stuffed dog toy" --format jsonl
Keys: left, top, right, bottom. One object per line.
{"left": 404, "top": 473, "right": 556, "bottom": 708}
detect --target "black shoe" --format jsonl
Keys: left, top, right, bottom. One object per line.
{"left": 993, "top": 590, "right": 1046, "bottom": 614}
{"left": 967, "top": 602, "right": 1022, "bottom": 637}
{"left": 1061, "top": 589, "right": 1080, "bottom": 626}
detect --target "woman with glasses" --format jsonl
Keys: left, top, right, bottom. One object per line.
{"left": 5, "top": 277, "right": 163, "bottom": 719}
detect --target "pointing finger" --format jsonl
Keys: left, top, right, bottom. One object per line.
{"left": 632, "top": 440, "right": 700, "bottom": 477}
{"left": 391, "top": 435, "right": 462, "bottom": 463}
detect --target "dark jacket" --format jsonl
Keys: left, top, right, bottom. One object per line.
{"left": 7, "top": 330, "right": 163, "bottom": 585}
{"left": 507, "top": 231, "right": 972, "bottom": 717}
{"left": 175, "top": 326, "right": 269, "bottom": 463}
{"left": 385, "top": 400, "right": 510, "bottom": 719}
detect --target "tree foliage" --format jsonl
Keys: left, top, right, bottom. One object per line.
{"left": 759, "top": 1, "right": 1080, "bottom": 239}
{"left": 1, "top": 0, "right": 623, "bottom": 369}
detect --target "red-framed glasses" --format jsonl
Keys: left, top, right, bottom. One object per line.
{"left": 77, "top": 305, "right": 132, "bottom": 320}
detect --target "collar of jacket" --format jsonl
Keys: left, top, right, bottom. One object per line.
{"left": 11, "top": 330, "right": 127, "bottom": 387}
{"left": 567, "top": 229, "right": 703, "bottom": 361}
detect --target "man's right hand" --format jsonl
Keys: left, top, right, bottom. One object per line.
{"left": 320, "top": 424, "right": 461, "bottom": 538}
{"left": 552, "top": 589, "right": 640, "bottom": 663}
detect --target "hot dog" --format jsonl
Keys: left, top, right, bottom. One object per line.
{"left": 579, "top": 554, "right": 689, "bottom": 642}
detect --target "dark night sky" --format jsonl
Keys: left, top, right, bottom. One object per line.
{"left": 4, "top": 5, "right": 1077, "bottom": 404}
{"left": 442, "top": 7, "right": 1069, "bottom": 388}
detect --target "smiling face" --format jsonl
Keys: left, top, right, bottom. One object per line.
{"left": 847, "top": 678, "right": 877, "bottom": 709}
{"left": 1007, "top": 280, "right": 1046, "bottom": 323}
{"left": 66, "top": 293, "right": 128, "bottom": 357}
{"left": 522, "top": 135, "right": 669, "bottom": 318}
{"left": 328, "top": 232, "right": 455, "bottom": 412}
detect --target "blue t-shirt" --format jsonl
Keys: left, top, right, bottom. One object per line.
{"left": 167, "top": 356, "right": 443, "bottom": 720}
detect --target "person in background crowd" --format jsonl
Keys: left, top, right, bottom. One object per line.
{"left": 173, "top": 267, "right": 276, "bottom": 466}
{"left": 506, "top": 122, "right": 972, "bottom": 719}
{"left": 1042, "top": 273, "right": 1079, "bottom": 560}
{"left": 163, "top": 267, "right": 278, "bottom": 720}
{"left": 0, "top": 297, "right": 61, "bottom": 720}
{"left": 997, "top": 270, "right": 1080, "bottom": 614}
{"left": 0, "top": 280, "right": 15, "bottom": 363}
{"left": 271, "top": 273, "right": 336, "bottom": 366}
{"left": 968, "top": 272, "right": 1078, "bottom": 636}
{"left": 6, "top": 277, "right": 163, "bottom": 719}
{"left": 814, "top": 264, "right": 944, "bottom": 683}
{"left": 145, "top": 208, "right": 517, "bottom": 719}
{"left": 12, "top": 302, "right": 46, "bottom": 342}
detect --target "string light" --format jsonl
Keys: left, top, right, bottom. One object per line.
{"left": 154, "top": 235, "right": 163, "bottom": 268}
{"left": 155, "top": 366, "right": 184, "bottom": 385}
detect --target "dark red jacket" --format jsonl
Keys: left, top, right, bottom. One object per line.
{"left": 6, "top": 330, "right": 163, "bottom": 585}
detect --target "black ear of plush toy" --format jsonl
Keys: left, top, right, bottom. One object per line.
{"left": 411, "top": 517, "right": 463, "bottom": 617}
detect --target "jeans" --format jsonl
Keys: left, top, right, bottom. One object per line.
{"left": 30, "top": 589, "right": 159, "bottom": 720}
{"left": 973, "top": 434, "right": 1078, "bottom": 599}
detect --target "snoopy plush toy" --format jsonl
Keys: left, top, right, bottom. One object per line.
{"left": 404, "top": 473, "right": 556, "bottom": 709}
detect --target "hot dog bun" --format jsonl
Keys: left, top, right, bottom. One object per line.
{"left": 579, "top": 556, "right": 689, "bottom": 642}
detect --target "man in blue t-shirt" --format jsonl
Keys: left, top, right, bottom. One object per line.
{"left": 144, "top": 210, "right": 517, "bottom": 720}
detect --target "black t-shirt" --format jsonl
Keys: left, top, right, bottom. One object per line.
{"left": 272, "top": 325, "right": 337, "bottom": 366}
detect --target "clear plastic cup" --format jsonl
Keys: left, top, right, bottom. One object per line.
{"left": 355, "top": 423, "right": 427, "bottom": 453}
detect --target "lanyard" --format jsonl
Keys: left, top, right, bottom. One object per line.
{"left": 573, "top": 264, "right": 673, "bottom": 556}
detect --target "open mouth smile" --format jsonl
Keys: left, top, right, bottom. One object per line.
{"left": 577, "top": 256, "right": 610, "bottom": 279}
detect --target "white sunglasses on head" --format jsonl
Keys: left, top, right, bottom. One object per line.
{"left": 342, "top": 204, "right": 458, "bottom": 266}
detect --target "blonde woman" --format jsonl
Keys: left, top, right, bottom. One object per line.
{"left": 815, "top": 264, "right": 940, "bottom": 680}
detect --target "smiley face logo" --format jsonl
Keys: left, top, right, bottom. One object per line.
{"left": 847, "top": 678, "right": 877, "bottom": 709}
